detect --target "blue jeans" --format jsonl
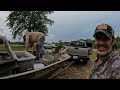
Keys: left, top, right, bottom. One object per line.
{"left": 36, "top": 35, "right": 45, "bottom": 59}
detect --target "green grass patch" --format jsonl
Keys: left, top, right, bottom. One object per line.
{"left": 0, "top": 44, "right": 32, "bottom": 51}
{"left": 89, "top": 49, "right": 97, "bottom": 63}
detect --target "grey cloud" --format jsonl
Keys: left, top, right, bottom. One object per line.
{"left": 1, "top": 11, "right": 120, "bottom": 42}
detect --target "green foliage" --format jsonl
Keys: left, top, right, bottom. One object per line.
{"left": 116, "top": 42, "right": 120, "bottom": 49}
{"left": 116, "top": 36, "right": 120, "bottom": 42}
{"left": 64, "top": 41, "right": 70, "bottom": 45}
{"left": 113, "top": 43, "right": 117, "bottom": 50}
{"left": 6, "top": 11, "right": 54, "bottom": 40}
{"left": 114, "top": 37, "right": 120, "bottom": 50}
{"left": 55, "top": 40, "right": 65, "bottom": 48}
{"left": 11, "top": 45, "right": 25, "bottom": 51}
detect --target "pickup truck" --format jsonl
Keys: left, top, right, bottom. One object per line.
{"left": 44, "top": 43, "right": 56, "bottom": 49}
{"left": 65, "top": 40, "right": 93, "bottom": 64}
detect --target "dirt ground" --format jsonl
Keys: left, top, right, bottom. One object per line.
{"left": 54, "top": 50, "right": 120, "bottom": 79}
{"left": 54, "top": 50, "right": 97, "bottom": 79}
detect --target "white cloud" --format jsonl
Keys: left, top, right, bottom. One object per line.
{"left": 0, "top": 11, "right": 9, "bottom": 20}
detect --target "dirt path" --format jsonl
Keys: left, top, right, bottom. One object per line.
{"left": 54, "top": 61, "right": 92, "bottom": 79}
{"left": 54, "top": 51, "right": 97, "bottom": 79}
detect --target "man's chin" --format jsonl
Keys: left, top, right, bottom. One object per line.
{"left": 97, "top": 51, "right": 107, "bottom": 56}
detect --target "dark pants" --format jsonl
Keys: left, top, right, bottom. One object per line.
{"left": 36, "top": 35, "right": 45, "bottom": 59}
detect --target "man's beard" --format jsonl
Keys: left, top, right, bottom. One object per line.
{"left": 96, "top": 44, "right": 112, "bottom": 56}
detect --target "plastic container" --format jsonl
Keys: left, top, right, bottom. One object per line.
{"left": 0, "top": 35, "right": 36, "bottom": 74}
{"left": 14, "top": 51, "right": 36, "bottom": 72}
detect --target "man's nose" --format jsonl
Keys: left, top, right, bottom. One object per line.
{"left": 98, "top": 40, "right": 105, "bottom": 44}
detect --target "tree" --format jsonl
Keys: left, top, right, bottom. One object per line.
{"left": 116, "top": 36, "right": 120, "bottom": 42}
{"left": 6, "top": 11, "right": 54, "bottom": 40}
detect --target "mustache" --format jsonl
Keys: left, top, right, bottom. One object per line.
{"left": 96, "top": 44, "right": 107, "bottom": 48}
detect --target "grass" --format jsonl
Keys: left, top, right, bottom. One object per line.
{"left": 117, "top": 49, "right": 120, "bottom": 55}
{"left": 0, "top": 44, "right": 32, "bottom": 51}
{"left": 55, "top": 50, "right": 97, "bottom": 79}
{"left": 89, "top": 49, "right": 97, "bottom": 63}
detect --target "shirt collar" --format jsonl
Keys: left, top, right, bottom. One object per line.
{"left": 95, "top": 51, "right": 115, "bottom": 64}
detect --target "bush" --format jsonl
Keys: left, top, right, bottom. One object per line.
{"left": 55, "top": 40, "right": 65, "bottom": 48}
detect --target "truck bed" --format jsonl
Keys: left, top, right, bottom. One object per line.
{"left": 65, "top": 46, "right": 89, "bottom": 57}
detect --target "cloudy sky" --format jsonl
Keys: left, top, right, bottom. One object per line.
{"left": 0, "top": 11, "right": 120, "bottom": 42}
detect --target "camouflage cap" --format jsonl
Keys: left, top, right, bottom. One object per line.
{"left": 93, "top": 24, "right": 114, "bottom": 39}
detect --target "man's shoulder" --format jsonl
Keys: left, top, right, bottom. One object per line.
{"left": 111, "top": 54, "right": 120, "bottom": 69}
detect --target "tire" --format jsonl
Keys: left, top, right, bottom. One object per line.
{"left": 82, "top": 58, "right": 90, "bottom": 64}
{"left": 75, "top": 57, "right": 90, "bottom": 64}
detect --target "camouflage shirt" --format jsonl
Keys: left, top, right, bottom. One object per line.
{"left": 89, "top": 51, "right": 120, "bottom": 79}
